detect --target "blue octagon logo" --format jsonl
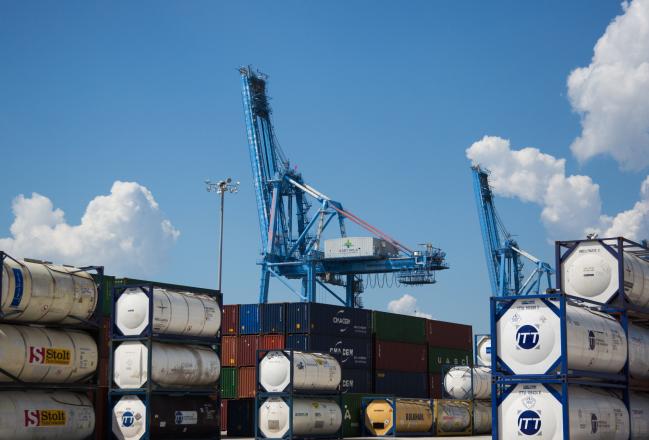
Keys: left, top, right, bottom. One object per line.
{"left": 121, "top": 411, "right": 135, "bottom": 428}
{"left": 516, "top": 325, "right": 540, "bottom": 350}
{"left": 518, "top": 410, "right": 541, "bottom": 435}
{"left": 175, "top": 411, "right": 183, "bottom": 425}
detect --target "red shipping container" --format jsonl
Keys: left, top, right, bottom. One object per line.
{"left": 425, "top": 319, "right": 472, "bottom": 349}
{"left": 100, "top": 317, "right": 110, "bottom": 360}
{"left": 374, "top": 340, "right": 427, "bottom": 373}
{"left": 222, "top": 305, "right": 239, "bottom": 335}
{"left": 429, "top": 373, "right": 443, "bottom": 398}
{"left": 260, "top": 334, "right": 285, "bottom": 351}
{"left": 220, "top": 400, "right": 228, "bottom": 433}
{"left": 238, "top": 367, "right": 256, "bottom": 398}
{"left": 237, "top": 335, "right": 260, "bottom": 366}
{"left": 222, "top": 336, "right": 238, "bottom": 367}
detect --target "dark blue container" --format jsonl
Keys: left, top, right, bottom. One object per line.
{"left": 341, "top": 368, "right": 372, "bottom": 394}
{"left": 239, "top": 303, "right": 260, "bottom": 334}
{"left": 286, "top": 303, "right": 372, "bottom": 337}
{"left": 374, "top": 370, "right": 429, "bottom": 398}
{"left": 226, "top": 398, "right": 254, "bottom": 436}
{"left": 285, "top": 334, "right": 372, "bottom": 369}
{"left": 260, "top": 303, "right": 286, "bottom": 334}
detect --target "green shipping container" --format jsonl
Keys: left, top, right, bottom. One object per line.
{"left": 95, "top": 274, "right": 115, "bottom": 317}
{"left": 342, "top": 393, "right": 380, "bottom": 437}
{"left": 372, "top": 311, "right": 426, "bottom": 344}
{"left": 221, "top": 367, "right": 238, "bottom": 398}
{"left": 428, "top": 347, "right": 472, "bottom": 373}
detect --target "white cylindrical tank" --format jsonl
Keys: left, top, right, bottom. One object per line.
{"left": 1, "top": 259, "right": 98, "bottom": 323}
{"left": 112, "top": 395, "right": 146, "bottom": 440}
{"left": 630, "top": 392, "right": 649, "bottom": 439}
{"left": 500, "top": 383, "right": 629, "bottom": 439}
{"left": 113, "top": 341, "right": 220, "bottom": 388}
{"left": 473, "top": 400, "right": 492, "bottom": 435}
{"left": 434, "top": 400, "right": 471, "bottom": 433}
{"left": 0, "top": 324, "right": 97, "bottom": 383}
{"left": 629, "top": 324, "right": 649, "bottom": 379}
{"left": 497, "top": 297, "right": 627, "bottom": 374}
{"left": 0, "top": 391, "right": 95, "bottom": 440}
{"left": 476, "top": 335, "right": 491, "bottom": 367}
{"left": 561, "top": 240, "right": 649, "bottom": 306}
{"left": 258, "top": 397, "right": 342, "bottom": 438}
{"left": 443, "top": 366, "right": 491, "bottom": 399}
{"left": 114, "top": 287, "right": 221, "bottom": 337}
{"left": 259, "top": 351, "right": 341, "bottom": 392}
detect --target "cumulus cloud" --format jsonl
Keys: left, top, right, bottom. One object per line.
{"left": 467, "top": 135, "right": 649, "bottom": 240}
{"left": 387, "top": 294, "right": 432, "bottom": 319}
{"left": 568, "top": 0, "right": 649, "bottom": 169}
{"left": 0, "top": 181, "right": 180, "bottom": 275}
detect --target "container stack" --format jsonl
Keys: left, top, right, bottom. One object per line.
{"left": 109, "top": 280, "right": 222, "bottom": 440}
{"left": 0, "top": 251, "right": 103, "bottom": 440}
{"left": 492, "top": 237, "right": 649, "bottom": 440}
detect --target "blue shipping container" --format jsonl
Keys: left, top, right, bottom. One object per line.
{"left": 226, "top": 398, "right": 254, "bottom": 436}
{"left": 260, "top": 303, "right": 286, "bottom": 334}
{"left": 341, "top": 368, "right": 372, "bottom": 394}
{"left": 286, "top": 303, "right": 372, "bottom": 337}
{"left": 239, "top": 304, "right": 260, "bottom": 334}
{"left": 374, "top": 371, "right": 429, "bottom": 398}
{"left": 286, "top": 334, "right": 372, "bottom": 369}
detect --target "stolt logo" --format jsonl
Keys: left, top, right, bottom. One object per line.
{"left": 121, "top": 411, "right": 135, "bottom": 427}
{"left": 28, "top": 347, "right": 71, "bottom": 365}
{"left": 24, "top": 410, "right": 67, "bottom": 427}
{"left": 518, "top": 410, "right": 541, "bottom": 435}
{"left": 516, "top": 325, "right": 540, "bottom": 349}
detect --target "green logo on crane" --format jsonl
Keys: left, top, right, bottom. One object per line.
{"left": 344, "top": 239, "right": 353, "bottom": 249}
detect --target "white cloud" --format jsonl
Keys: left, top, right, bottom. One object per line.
{"left": 467, "top": 135, "right": 649, "bottom": 241}
{"left": 0, "top": 181, "right": 180, "bottom": 276}
{"left": 568, "top": 0, "right": 649, "bottom": 169}
{"left": 387, "top": 294, "right": 432, "bottom": 319}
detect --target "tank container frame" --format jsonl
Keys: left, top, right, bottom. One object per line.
{"left": 474, "top": 333, "right": 490, "bottom": 366}
{"left": 360, "top": 396, "right": 436, "bottom": 437}
{"left": 108, "top": 282, "right": 222, "bottom": 440}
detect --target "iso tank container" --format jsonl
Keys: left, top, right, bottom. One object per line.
{"left": 227, "top": 398, "right": 255, "bottom": 437}
{"left": 222, "top": 304, "right": 239, "bottom": 335}
{"left": 630, "top": 392, "right": 649, "bottom": 439}
{"left": 372, "top": 311, "right": 426, "bottom": 344}
{"left": 363, "top": 399, "right": 433, "bottom": 436}
{"left": 286, "top": 302, "right": 371, "bottom": 337}
{"left": 473, "top": 400, "right": 492, "bottom": 435}
{"left": 374, "top": 340, "right": 427, "bottom": 373}
{"left": 428, "top": 347, "right": 472, "bottom": 374}
{"left": 114, "top": 287, "right": 220, "bottom": 337}
{"left": 1, "top": 258, "right": 98, "bottom": 324}
{"left": 499, "top": 384, "right": 629, "bottom": 440}
{"left": 443, "top": 366, "right": 491, "bottom": 400}
{"left": 258, "top": 397, "right": 342, "bottom": 438}
{"left": 374, "top": 371, "right": 429, "bottom": 398}
{"left": 259, "top": 351, "right": 341, "bottom": 393}
{"left": 0, "top": 324, "right": 98, "bottom": 383}
{"left": 286, "top": 334, "right": 372, "bottom": 369}
{"left": 341, "top": 368, "right": 372, "bottom": 394}
{"left": 237, "top": 334, "right": 260, "bottom": 366}
{"left": 221, "top": 367, "right": 238, "bottom": 399}
{"left": 260, "top": 303, "right": 286, "bottom": 334}
{"left": 629, "top": 324, "right": 649, "bottom": 379}
{"left": 425, "top": 319, "right": 472, "bottom": 349}
{"left": 433, "top": 399, "right": 472, "bottom": 435}
{"left": 475, "top": 335, "right": 492, "bottom": 367}
{"left": 239, "top": 303, "right": 260, "bottom": 334}
{"left": 496, "top": 297, "right": 627, "bottom": 375}
{"left": 561, "top": 240, "right": 649, "bottom": 306}
{"left": 0, "top": 391, "right": 95, "bottom": 440}
{"left": 112, "top": 394, "right": 219, "bottom": 440}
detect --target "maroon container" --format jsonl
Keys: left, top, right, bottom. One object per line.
{"left": 374, "top": 340, "right": 427, "bottom": 373}
{"left": 100, "top": 316, "right": 110, "bottom": 360}
{"left": 260, "top": 334, "right": 285, "bottom": 351}
{"left": 220, "top": 400, "right": 228, "bottom": 433}
{"left": 238, "top": 367, "right": 256, "bottom": 398}
{"left": 222, "top": 336, "right": 238, "bottom": 367}
{"left": 237, "top": 335, "right": 260, "bottom": 366}
{"left": 223, "top": 305, "right": 239, "bottom": 335}
{"left": 425, "top": 319, "right": 472, "bottom": 349}
{"left": 429, "top": 373, "right": 443, "bottom": 398}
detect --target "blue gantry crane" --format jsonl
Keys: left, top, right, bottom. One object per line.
{"left": 471, "top": 165, "right": 553, "bottom": 296}
{"left": 240, "top": 66, "right": 448, "bottom": 307}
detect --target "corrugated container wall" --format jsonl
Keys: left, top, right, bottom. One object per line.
{"left": 227, "top": 398, "right": 255, "bottom": 437}
{"left": 374, "top": 370, "right": 429, "bottom": 398}
{"left": 374, "top": 340, "right": 427, "bottom": 373}
{"left": 222, "top": 304, "right": 239, "bottom": 335}
{"left": 286, "top": 334, "right": 372, "bottom": 369}
{"left": 220, "top": 400, "right": 228, "bottom": 433}
{"left": 341, "top": 368, "right": 372, "bottom": 394}
{"left": 342, "top": 393, "right": 381, "bottom": 437}
{"left": 429, "top": 374, "right": 443, "bottom": 399}
{"left": 324, "top": 237, "right": 398, "bottom": 259}
{"left": 99, "top": 274, "right": 115, "bottom": 316}
{"left": 425, "top": 319, "right": 472, "bottom": 349}
{"left": 260, "top": 334, "right": 285, "bottom": 351}
{"left": 237, "top": 335, "right": 260, "bottom": 367}
{"left": 428, "top": 347, "right": 472, "bottom": 374}
{"left": 260, "top": 303, "right": 286, "bottom": 334}
{"left": 286, "top": 303, "right": 372, "bottom": 337}
{"left": 222, "top": 336, "right": 238, "bottom": 367}
{"left": 238, "top": 367, "right": 256, "bottom": 398}
{"left": 372, "top": 311, "right": 426, "bottom": 344}
{"left": 239, "top": 303, "right": 260, "bottom": 334}
{"left": 221, "top": 367, "right": 238, "bottom": 399}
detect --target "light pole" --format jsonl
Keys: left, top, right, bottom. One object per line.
{"left": 206, "top": 177, "right": 239, "bottom": 292}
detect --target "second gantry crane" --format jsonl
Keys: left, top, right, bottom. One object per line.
{"left": 240, "top": 66, "right": 448, "bottom": 307}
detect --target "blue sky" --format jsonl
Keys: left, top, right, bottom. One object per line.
{"left": 1, "top": 1, "right": 643, "bottom": 334}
